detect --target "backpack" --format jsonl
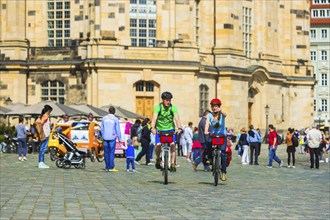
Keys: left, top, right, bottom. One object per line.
{"left": 137, "top": 126, "right": 143, "bottom": 142}
{"left": 292, "top": 135, "right": 299, "bottom": 147}
{"left": 276, "top": 133, "right": 283, "bottom": 145}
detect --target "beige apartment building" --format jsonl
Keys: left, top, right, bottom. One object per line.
{"left": 0, "top": 0, "right": 314, "bottom": 132}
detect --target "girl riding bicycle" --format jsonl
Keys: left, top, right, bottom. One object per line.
{"left": 204, "top": 98, "right": 228, "bottom": 181}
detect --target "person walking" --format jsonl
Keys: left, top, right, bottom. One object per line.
{"left": 247, "top": 125, "right": 262, "bottom": 165}
{"left": 198, "top": 110, "right": 211, "bottom": 171}
{"left": 285, "top": 128, "right": 296, "bottom": 168}
{"left": 307, "top": 124, "right": 322, "bottom": 169}
{"left": 135, "top": 118, "right": 153, "bottom": 166}
{"left": 35, "top": 104, "right": 53, "bottom": 168}
{"left": 238, "top": 127, "right": 249, "bottom": 165}
{"left": 267, "top": 124, "right": 283, "bottom": 168}
{"left": 183, "top": 122, "right": 193, "bottom": 162}
{"left": 121, "top": 138, "right": 136, "bottom": 172}
{"left": 130, "top": 119, "right": 141, "bottom": 147}
{"left": 101, "top": 106, "right": 122, "bottom": 172}
{"left": 16, "top": 116, "right": 29, "bottom": 161}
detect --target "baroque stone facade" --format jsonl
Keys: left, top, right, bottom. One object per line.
{"left": 0, "top": 0, "right": 314, "bottom": 132}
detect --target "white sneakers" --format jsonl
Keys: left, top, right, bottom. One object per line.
{"left": 147, "top": 163, "right": 154, "bottom": 166}
{"left": 18, "top": 157, "right": 27, "bottom": 161}
{"left": 38, "top": 162, "right": 49, "bottom": 169}
{"left": 134, "top": 160, "right": 140, "bottom": 165}
{"left": 186, "top": 159, "right": 192, "bottom": 163}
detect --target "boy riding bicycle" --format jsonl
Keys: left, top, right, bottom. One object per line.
{"left": 151, "top": 92, "right": 183, "bottom": 172}
{"left": 204, "top": 98, "right": 228, "bottom": 181}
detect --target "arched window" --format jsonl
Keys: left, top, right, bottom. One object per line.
{"left": 41, "top": 80, "right": 65, "bottom": 104}
{"left": 135, "top": 80, "right": 154, "bottom": 92}
{"left": 199, "top": 84, "right": 209, "bottom": 116}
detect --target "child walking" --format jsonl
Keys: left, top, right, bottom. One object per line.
{"left": 121, "top": 139, "right": 136, "bottom": 172}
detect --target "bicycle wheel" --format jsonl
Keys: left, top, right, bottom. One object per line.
{"left": 214, "top": 151, "right": 220, "bottom": 186}
{"left": 90, "top": 148, "right": 96, "bottom": 162}
{"left": 164, "top": 150, "right": 169, "bottom": 185}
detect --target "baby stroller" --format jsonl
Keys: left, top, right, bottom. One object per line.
{"left": 54, "top": 132, "right": 87, "bottom": 169}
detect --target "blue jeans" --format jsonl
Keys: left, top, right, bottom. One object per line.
{"left": 149, "top": 143, "right": 154, "bottom": 160}
{"left": 104, "top": 140, "right": 116, "bottom": 170}
{"left": 268, "top": 146, "right": 281, "bottom": 167}
{"left": 39, "top": 137, "right": 49, "bottom": 163}
{"left": 126, "top": 158, "right": 135, "bottom": 170}
{"left": 18, "top": 138, "right": 27, "bottom": 157}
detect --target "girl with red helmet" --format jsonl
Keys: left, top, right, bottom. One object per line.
{"left": 204, "top": 98, "right": 228, "bottom": 181}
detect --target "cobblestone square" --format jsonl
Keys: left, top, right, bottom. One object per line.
{"left": 1, "top": 145, "right": 329, "bottom": 219}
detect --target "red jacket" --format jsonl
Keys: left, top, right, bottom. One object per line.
{"left": 268, "top": 131, "right": 278, "bottom": 146}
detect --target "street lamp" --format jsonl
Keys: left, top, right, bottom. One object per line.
{"left": 265, "top": 105, "right": 270, "bottom": 143}
{"left": 317, "top": 108, "right": 322, "bottom": 129}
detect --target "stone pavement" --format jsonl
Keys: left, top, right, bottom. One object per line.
{"left": 0, "top": 144, "right": 329, "bottom": 220}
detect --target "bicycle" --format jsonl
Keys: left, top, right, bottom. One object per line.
{"left": 210, "top": 134, "right": 226, "bottom": 186}
{"left": 158, "top": 131, "right": 175, "bottom": 185}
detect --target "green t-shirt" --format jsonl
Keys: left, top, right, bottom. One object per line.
{"left": 154, "top": 103, "right": 179, "bottom": 131}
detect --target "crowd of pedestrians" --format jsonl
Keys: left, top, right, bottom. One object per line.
{"left": 8, "top": 97, "right": 330, "bottom": 176}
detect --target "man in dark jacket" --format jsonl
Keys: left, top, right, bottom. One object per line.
{"left": 198, "top": 110, "right": 211, "bottom": 171}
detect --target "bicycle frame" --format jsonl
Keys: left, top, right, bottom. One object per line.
{"left": 210, "top": 134, "right": 226, "bottom": 186}
{"left": 158, "top": 131, "right": 174, "bottom": 185}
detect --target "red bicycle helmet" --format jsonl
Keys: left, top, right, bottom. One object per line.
{"left": 210, "top": 98, "right": 221, "bottom": 105}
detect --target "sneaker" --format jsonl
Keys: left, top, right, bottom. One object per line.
{"left": 170, "top": 163, "right": 176, "bottom": 172}
{"left": 266, "top": 166, "right": 273, "bottom": 168}
{"left": 147, "top": 162, "right": 154, "bottom": 166}
{"left": 108, "top": 168, "right": 118, "bottom": 172}
{"left": 155, "top": 159, "right": 161, "bottom": 169}
{"left": 279, "top": 161, "right": 283, "bottom": 167}
{"left": 38, "top": 162, "right": 49, "bottom": 169}
{"left": 186, "top": 158, "right": 192, "bottom": 163}
{"left": 220, "top": 173, "right": 227, "bottom": 181}
{"left": 175, "top": 164, "right": 180, "bottom": 167}
{"left": 18, "top": 157, "right": 22, "bottom": 161}
{"left": 292, "top": 166, "right": 296, "bottom": 168}
{"left": 22, "top": 157, "right": 27, "bottom": 161}
{"left": 150, "top": 159, "right": 155, "bottom": 162}
{"left": 126, "top": 169, "right": 130, "bottom": 172}
{"left": 287, "top": 165, "right": 291, "bottom": 168}
{"left": 242, "top": 162, "right": 248, "bottom": 165}
{"left": 320, "top": 160, "right": 324, "bottom": 163}
{"left": 134, "top": 160, "right": 140, "bottom": 165}
{"left": 192, "top": 161, "right": 197, "bottom": 172}
{"left": 132, "top": 169, "right": 137, "bottom": 172}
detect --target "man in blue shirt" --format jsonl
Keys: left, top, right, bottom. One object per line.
{"left": 101, "top": 106, "right": 122, "bottom": 172}
{"left": 247, "top": 124, "right": 262, "bottom": 165}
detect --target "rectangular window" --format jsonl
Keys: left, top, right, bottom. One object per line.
{"left": 139, "top": 0, "right": 147, "bottom": 4}
{"left": 56, "top": 11, "right": 63, "bottom": 19}
{"left": 56, "top": 20, "right": 63, "bottom": 28}
{"left": 56, "top": 30, "right": 63, "bottom": 37}
{"left": 131, "top": 38, "right": 137, "bottom": 46}
{"left": 48, "top": 11, "right": 54, "bottom": 19}
{"left": 321, "top": 73, "right": 328, "bottom": 86}
{"left": 321, "top": 29, "right": 327, "bottom": 38}
{"left": 48, "top": 30, "right": 54, "bottom": 38}
{"left": 64, "top": 11, "right": 70, "bottom": 18}
{"left": 56, "top": 2, "right": 63, "bottom": 10}
{"left": 139, "top": 19, "right": 147, "bottom": 27}
{"left": 48, "top": 21, "right": 54, "bottom": 29}
{"left": 310, "top": 29, "right": 316, "bottom": 39}
{"left": 130, "top": 19, "right": 137, "bottom": 27}
{"left": 64, "top": 39, "right": 70, "bottom": 46}
{"left": 139, "top": 29, "right": 146, "bottom": 37}
{"left": 130, "top": 0, "right": 137, "bottom": 4}
{"left": 242, "top": 7, "right": 252, "bottom": 58}
{"left": 311, "top": 51, "right": 316, "bottom": 60}
{"left": 149, "top": 29, "right": 156, "bottom": 37}
{"left": 48, "top": 2, "right": 54, "bottom": 10}
{"left": 313, "top": 9, "right": 318, "bottom": 18}
{"left": 64, "top": 30, "right": 70, "bottom": 37}
{"left": 139, "top": 39, "right": 147, "bottom": 47}
{"left": 314, "top": 99, "right": 316, "bottom": 112}
{"left": 64, "top": 20, "right": 70, "bottom": 28}
{"left": 321, "top": 99, "right": 328, "bottom": 112}
{"left": 64, "top": 1, "right": 70, "bottom": 9}
{"left": 48, "top": 40, "right": 54, "bottom": 47}
{"left": 149, "top": 19, "right": 156, "bottom": 28}
{"left": 130, "top": 29, "right": 137, "bottom": 37}
{"left": 321, "top": 50, "right": 328, "bottom": 60}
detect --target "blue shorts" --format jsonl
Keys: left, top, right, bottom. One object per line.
{"left": 155, "top": 129, "right": 176, "bottom": 145}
